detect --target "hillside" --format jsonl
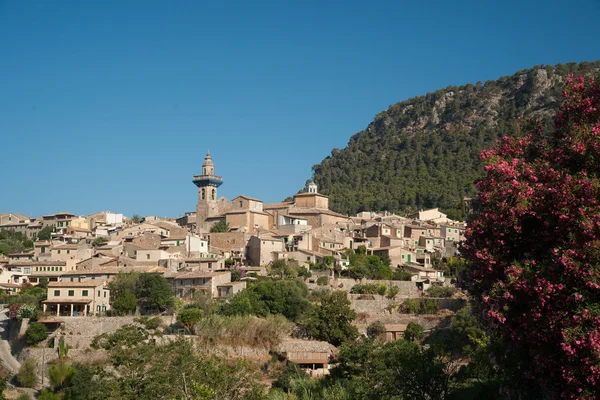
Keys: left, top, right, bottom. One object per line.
{"left": 310, "top": 61, "right": 600, "bottom": 218}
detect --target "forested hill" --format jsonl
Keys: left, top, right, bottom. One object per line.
{"left": 311, "top": 61, "right": 600, "bottom": 218}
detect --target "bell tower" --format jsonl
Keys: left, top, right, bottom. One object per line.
{"left": 193, "top": 151, "right": 223, "bottom": 232}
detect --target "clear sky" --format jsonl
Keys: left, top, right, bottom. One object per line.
{"left": 1, "top": 0, "right": 599, "bottom": 218}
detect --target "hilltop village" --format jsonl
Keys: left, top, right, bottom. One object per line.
{"left": 0, "top": 151, "right": 467, "bottom": 397}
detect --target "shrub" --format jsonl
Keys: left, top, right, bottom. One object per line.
{"left": 420, "top": 299, "right": 438, "bottom": 314}
{"left": 134, "top": 316, "right": 163, "bottom": 330}
{"left": 26, "top": 322, "right": 48, "bottom": 345}
{"left": 17, "top": 358, "right": 38, "bottom": 388}
{"left": 391, "top": 270, "right": 413, "bottom": 281}
{"left": 17, "top": 304, "right": 36, "bottom": 320}
{"left": 460, "top": 74, "right": 600, "bottom": 397}
{"left": 426, "top": 286, "right": 457, "bottom": 298}
{"left": 316, "top": 276, "right": 328, "bottom": 286}
{"left": 401, "top": 299, "right": 420, "bottom": 314}
{"left": 386, "top": 285, "right": 400, "bottom": 299}
{"left": 177, "top": 307, "right": 204, "bottom": 334}
{"left": 366, "top": 321, "right": 386, "bottom": 340}
{"left": 404, "top": 322, "right": 425, "bottom": 342}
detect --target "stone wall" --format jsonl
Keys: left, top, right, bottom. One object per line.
{"left": 40, "top": 315, "right": 174, "bottom": 349}
{"left": 208, "top": 232, "right": 249, "bottom": 252}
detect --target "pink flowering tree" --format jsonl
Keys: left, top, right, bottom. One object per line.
{"left": 461, "top": 74, "right": 600, "bottom": 399}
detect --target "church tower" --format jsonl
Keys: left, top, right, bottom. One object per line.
{"left": 193, "top": 151, "right": 223, "bottom": 233}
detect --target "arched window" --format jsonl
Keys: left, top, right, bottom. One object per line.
{"left": 211, "top": 189, "right": 216, "bottom": 200}
{"left": 201, "top": 188, "right": 205, "bottom": 200}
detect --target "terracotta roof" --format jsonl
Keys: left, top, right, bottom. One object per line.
{"left": 48, "top": 281, "right": 107, "bottom": 288}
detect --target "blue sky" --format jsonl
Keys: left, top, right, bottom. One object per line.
{"left": 1, "top": 0, "right": 599, "bottom": 218}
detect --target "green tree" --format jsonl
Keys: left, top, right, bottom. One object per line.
{"left": 26, "top": 322, "right": 48, "bottom": 345}
{"left": 366, "top": 321, "right": 386, "bottom": 340}
{"left": 37, "top": 226, "right": 53, "bottom": 241}
{"left": 177, "top": 306, "right": 204, "bottom": 333}
{"left": 131, "top": 214, "right": 142, "bottom": 224}
{"left": 210, "top": 220, "right": 230, "bottom": 233}
{"left": 403, "top": 322, "right": 425, "bottom": 342}
{"left": 113, "top": 292, "right": 138, "bottom": 315}
{"left": 304, "top": 291, "right": 358, "bottom": 346}
{"left": 17, "top": 358, "right": 38, "bottom": 388}
{"left": 136, "top": 273, "right": 175, "bottom": 312}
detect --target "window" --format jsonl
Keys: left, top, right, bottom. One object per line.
{"left": 134, "top": 250, "right": 137, "bottom": 255}
{"left": 24, "top": 268, "right": 30, "bottom": 274}
{"left": 307, "top": 256, "right": 311, "bottom": 261}
{"left": 57, "top": 250, "right": 61, "bottom": 254}
{"left": 402, "top": 255, "right": 405, "bottom": 259}
{"left": 68, "top": 290, "right": 74, "bottom": 297}
{"left": 67, "top": 250, "right": 70, "bottom": 254}
{"left": 104, "top": 291, "right": 107, "bottom": 298}
{"left": 201, "top": 242, "right": 204, "bottom": 247}
{"left": 146, "top": 254, "right": 150, "bottom": 260}
{"left": 176, "top": 241, "right": 180, "bottom": 246}
{"left": 54, "top": 290, "right": 60, "bottom": 296}
{"left": 98, "top": 290, "right": 101, "bottom": 297}
{"left": 82, "top": 290, "right": 88, "bottom": 296}
{"left": 239, "top": 200, "right": 243, "bottom": 207}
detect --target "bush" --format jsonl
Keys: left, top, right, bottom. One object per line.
{"left": 134, "top": 316, "right": 163, "bottom": 330}
{"left": 391, "top": 270, "right": 413, "bottom": 281}
{"left": 17, "top": 304, "right": 36, "bottom": 319}
{"left": 404, "top": 322, "right": 425, "bottom": 342}
{"left": 426, "top": 286, "right": 457, "bottom": 298}
{"left": 316, "top": 276, "right": 328, "bottom": 286}
{"left": 26, "top": 322, "right": 48, "bottom": 345}
{"left": 17, "top": 358, "right": 38, "bottom": 388}
{"left": 349, "top": 283, "right": 386, "bottom": 295}
{"left": 401, "top": 299, "right": 420, "bottom": 314}
{"left": 366, "top": 321, "right": 386, "bottom": 340}
{"left": 177, "top": 307, "right": 204, "bottom": 334}
{"left": 386, "top": 285, "right": 399, "bottom": 299}
{"left": 420, "top": 299, "right": 438, "bottom": 314}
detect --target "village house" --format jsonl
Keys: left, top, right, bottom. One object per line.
{"left": 0, "top": 261, "right": 67, "bottom": 285}
{"left": 165, "top": 271, "right": 234, "bottom": 298}
{"left": 246, "top": 235, "right": 285, "bottom": 266}
{"left": 43, "top": 281, "right": 110, "bottom": 316}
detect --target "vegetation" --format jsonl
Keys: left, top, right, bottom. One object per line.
{"left": 109, "top": 272, "right": 175, "bottom": 314}
{"left": 210, "top": 220, "right": 230, "bottom": 233}
{"left": 0, "top": 229, "right": 33, "bottom": 256}
{"left": 37, "top": 226, "right": 53, "bottom": 241}
{"left": 403, "top": 321, "right": 425, "bottom": 342}
{"left": 344, "top": 252, "right": 392, "bottom": 280}
{"left": 194, "top": 314, "right": 292, "bottom": 348}
{"left": 426, "top": 285, "right": 457, "bottom": 298}
{"left": 349, "top": 283, "right": 385, "bottom": 295}
{"left": 310, "top": 61, "right": 600, "bottom": 216}
{"left": 56, "top": 327, "right": 266, "bottom": 399}
{"left": 303, "top": 291, "right": 358, "bottom": 346}
{"left": 461, "top": 73, "right": 600, "bottom": 398}
{"left": 177, "top": 305, "right": 204, "bottom": 333}
{"left": 25, "top": 322, "right": 48, "bottom": 345}
{"left": 366, "top": 320, "right": 386, "bottom": 340}
{"left": 220, "top": 279, "right": 310, "bottom": 322}
{"left": 17, "top": 358, "right": 38, "bottom": 388}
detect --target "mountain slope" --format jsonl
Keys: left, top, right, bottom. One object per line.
{"left": 311, "top": 61, "right": 600, "bottom": 218}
